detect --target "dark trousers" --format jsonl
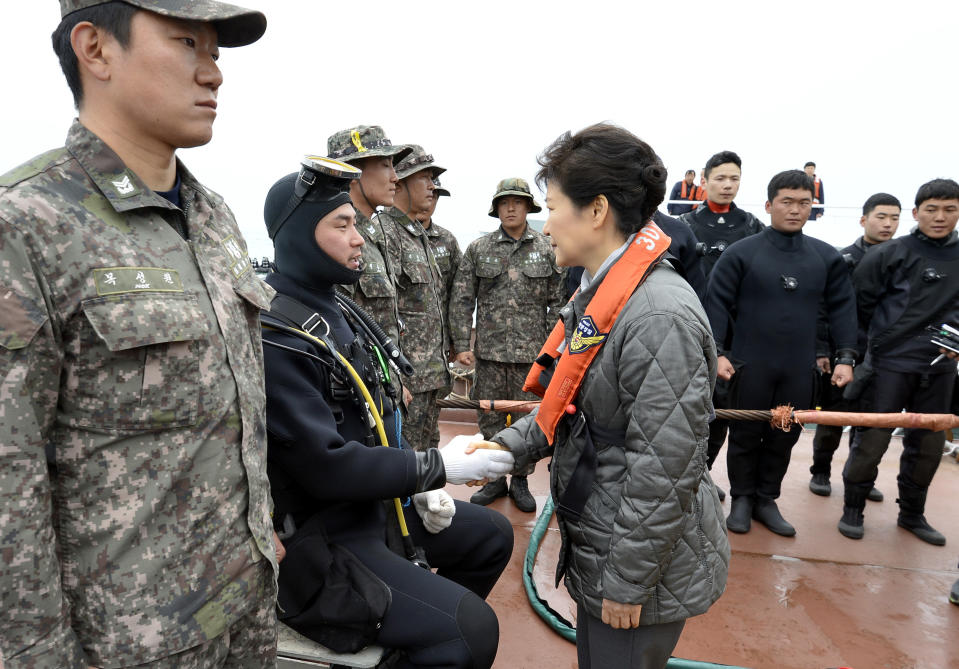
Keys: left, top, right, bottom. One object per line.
{"left": 339, "top": 501, "right": 513, "bottom": 669}
{"left": 472, "top": 358, "right": 536, "bottom": 475}
{"left": 842, "top": 368, "right": 954, "bottom": 501}
{"left": 727, "top": 362, "right": 814, "bottom": 500}
{"left": 706, "top": 375, "right": 734, "bottom": 470}
{"left": 810, "top": 378, "right": 855, "bottom": 477}
{"left": 575, "top": 603, "right": 685, "bottom": 669}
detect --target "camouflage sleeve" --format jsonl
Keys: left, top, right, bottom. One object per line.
{"left": 447, "top": 242, "right": 478, "bottom": 354}
{"left": 444, "top": 236, "right": 463, "bottom": 326}
{"left": 0, "top": 222, "right": 87, "bottom": 668}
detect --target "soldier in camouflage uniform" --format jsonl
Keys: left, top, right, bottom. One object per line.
{"left": 381, "top": 147, "right": 452, "bottom": 452}
{"left": 417, "top": 177, "right": 463, "bottom": 310}
{"left": 449, "top": 178, "right": 567, "bottom": 512}
{"left": 0, "top": 3, "right": 277, "bottom": 668}
{"left": 326, "top": 125, "right": 411, "bottom": 348}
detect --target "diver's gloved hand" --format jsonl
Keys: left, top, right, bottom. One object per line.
{"left": 413, "top": 489, "right": 456, "bottom": 534}
{"left": 441, "top": 433, "right": 515, "bottom": 484}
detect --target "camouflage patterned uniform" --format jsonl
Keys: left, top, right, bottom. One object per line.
{"left": 327, "top": 126, "right": 411, "bottom": 346}
{"left": 449, "top": 184, "right": 566, "bottom": 458}
{"left": 383, "top": 204, "right": 451, "bottom": 451}
{"left": 0, "top": 122, "right": 277, "bottom": 668}
{"left": 424, "top": 221, "right": 462, "bottom": 313}
{"left": 339, "top": 209, "right": 403, "bottom": 344}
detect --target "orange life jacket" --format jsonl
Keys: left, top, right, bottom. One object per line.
{"left": 681, "top": 182, "right": 705, "bottom": 209}
{"left": 523, "top": 222, "right": 672, "bottom": 443}
{"left": 813, "top": 178, "right": 821, "bottom": 201}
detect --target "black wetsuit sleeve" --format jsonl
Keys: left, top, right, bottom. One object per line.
{"left": 263, "top": 330, "right": 419, "bottom": 503}
{"left": 822, "top": 250, "right": 858, "bottom": 354}
{"left": 851, "top": 245, "right": 888, "bottom": 340}
{"left": 704, "top": 247, "right": 744, "bottom": 353}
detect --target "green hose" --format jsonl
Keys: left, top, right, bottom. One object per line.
{"left": 523, "top": 495, "right": 747, "bottom": 669}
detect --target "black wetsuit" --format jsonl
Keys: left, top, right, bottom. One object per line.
{"left": 653, "top": 210, "right": 707, "bottom": 301}
{"left": 810, "top": 237, "right": 875, "bottom": 477}
{"left": 262, "top": 272, "right": 513, "bottom": 669}
{"left": 842, "top": 229, "right": 959, "bottom": 511}
{"left": 564, "top": 212, "right": 707, "bottom": 302}
{"left": 705, "top": 227, "right": 857, "bottom": 501}
{"left": 679, "top": 202, "right": 765, "bottom": 468}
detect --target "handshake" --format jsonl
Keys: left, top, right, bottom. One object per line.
{"left": 440, "top": 433, "right": 515, "bottom": 485}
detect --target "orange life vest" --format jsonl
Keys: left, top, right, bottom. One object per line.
{"left": 523, "top": 222, "right": 672, "bottom": 443}
{"left": 680, "top": 182, "right": 705, "bottom": 209}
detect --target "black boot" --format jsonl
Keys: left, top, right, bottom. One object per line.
{"left": 508, "top": 476, "right": 536, "bottom": 513}
{"left": 896, "top": 486, "right": 946, "bottom": 546}
{"left": 867, "top": 486, "right": 884, "bottom": 502}
{"left": 726, "top": 496, "right": 753, "bottom": 533}
{"left": 837, "top": 507, "right": 864, "bottom": 539}
{"left": 809, "top": 473, "right": 831, "bottom": 496}
{"left": 470, "top": 477, "right": 507, "bottom": 506}
{"left": 950, "top": 579, "right": 959, "bottom": 606}
{"left": 837, "top": 489, "right": 867, "bottom": 540}
{"left": 752, "top": 499, "right": 796, "bottom": 537}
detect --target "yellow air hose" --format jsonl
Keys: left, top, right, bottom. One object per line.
{"left": 263, "top": 323, "right": 411, "bottom": 539}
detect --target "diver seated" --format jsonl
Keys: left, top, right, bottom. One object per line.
{"left": 260, "top": 158, "right": 515, "bottom": 669}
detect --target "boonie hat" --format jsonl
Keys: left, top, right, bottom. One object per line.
{"left": 433, "top": 178, "right": 450, "bottom": 198}
{"left": 59, "top": 0, "right": 267, "bottom": 48}
{"left": 327, "top": 125, "right": 412, "bottom": 166}
{"left": 394, "top": 145, "right": 446, "bottom": 181}
{"left": 488, "top": 177, "right": 542, "bottom": 217}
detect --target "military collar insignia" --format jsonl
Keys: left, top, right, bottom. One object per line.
{"left": 569, "top": 315, "right": 607, "bottom": 354}
{"left": 110, "top": 174, "right": 138, "bottom": 197}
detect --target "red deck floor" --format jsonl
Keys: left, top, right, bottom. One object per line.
{"left": 439, "top": 410, "right": 959, "bottom": 669}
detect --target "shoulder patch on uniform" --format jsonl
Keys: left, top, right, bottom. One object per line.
{"left": 0, "top": 287, "right": 48, "bottom": 350}
{"left": 221, "top": 235, "right": 252, "bottom": 279}
{"left": 0, "top": 148, "right": 69, "bottom": 188}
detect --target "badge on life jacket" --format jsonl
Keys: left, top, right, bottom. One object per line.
{"left": 569, "top": 316, "right": 607, "bottom": 354}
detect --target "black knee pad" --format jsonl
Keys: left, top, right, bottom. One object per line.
{"left": 456, "top": 591, "right": 499, "bottom": 669}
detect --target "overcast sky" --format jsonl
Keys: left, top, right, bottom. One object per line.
{"left": 3, "top": 0, "right": 958, "bottom": 258}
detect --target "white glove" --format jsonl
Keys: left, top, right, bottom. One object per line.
{"left": 413, "top": 489, "right": 456, "bottom": 534}
{"left": 441, "top": 433, "right": 515, "bottom": 485}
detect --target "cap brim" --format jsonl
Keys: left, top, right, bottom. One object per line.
{"left": 340, "top": 144, "right": 414, "bottom": 166}
{"left": 398, "top": 163, "right": 446, "bottom": 181}
{"left": 125, "top": 0, "right": 267, "bottom": 47}
{"left": 488, "top": 191, "right": 541, "bottom": 217}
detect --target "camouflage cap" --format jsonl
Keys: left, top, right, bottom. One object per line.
{"left": 59, "top": 0, "right": 267, "bottom": 47}
{"left": 432, "top": 177, "right": 450, "bottom": 198}
{"left": 394, "top": 144, "right": 446, "bottom": 181}
{"left": 326, "top": 125, "right": 412, "bottom": 166}
{"left": 488, "top": 177, "right": 542, "bottom": 217}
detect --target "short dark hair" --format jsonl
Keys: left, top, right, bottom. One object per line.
{"left": 703, "top": 151, "right": 741, "bottom": 179}
{"left": 914, "top": 178, "right": 959, "bottom": 208}
{"left": 536, "top": 123, "right": 666, "bottom": 238}
{"left": 804, "top": 161, "right": 816, "bottom": 169}
{"left": 862, "top": 192, "right": 901, "bottom": 216}
{"left": 685, "top": 169, "right": 696, "bottom": 176}
{"left": 767, "top": 169, "right": 814, "bottom": 202}
{"left": 51, "top": 2, "right": 138, "bottom": 108}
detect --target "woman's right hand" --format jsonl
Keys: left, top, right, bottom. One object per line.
{"left": 441, "top": 434, "right": 514, "bottom": 484}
